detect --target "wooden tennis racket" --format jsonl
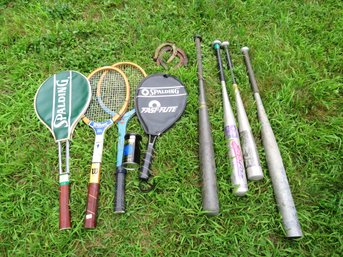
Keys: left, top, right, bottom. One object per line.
{"left": 34, "top": 71, "right": 91, "bottom": 229}
{"left": 82, "top": 66, "right": 129, "bottom": 228}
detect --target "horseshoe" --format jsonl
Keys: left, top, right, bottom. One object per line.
{"left": 153, "top": 43, "right": 178, "bottom": 64}
{"left": 155, "top": 45, "right": 188, "bottom": 69}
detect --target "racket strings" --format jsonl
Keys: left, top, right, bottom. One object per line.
{"left": 98, "top": 70, "right": 127, "bottom": 115}
{"left": 123, "top": 66, "right": 143, "bottom": 109}
{"left": 85, "top": 70, "right": 112, "bottom": 122}
{"left": 112, "top": 63, "right": 146, "bottom": 110}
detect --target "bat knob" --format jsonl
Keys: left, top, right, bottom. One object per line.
{"left": 241, "top": 46, "right": 249, "bottom": 53}
{"left": 221, "top": 41, "right": 229, "bottom": 47}
{"left": 212, "top": 39, "right": 221, "bottom": 49}
{"left": 194, "top": 35, "right": 202, "bottom": 42}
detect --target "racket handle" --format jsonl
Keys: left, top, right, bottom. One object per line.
{"left": 59, "top": 184, "right": 71, "bottom": 230}
{"left": 84, "top": 183, "right": 100, "bottom": 228}
{"left": 114, "top": 166, "right": 126, "bottom": 213}
{"left": 140, "top": 141, "right": 154, "bottom": 180}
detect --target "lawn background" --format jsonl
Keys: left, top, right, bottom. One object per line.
{"left": 0, "top": 0, "right": 342, "bottom": 256}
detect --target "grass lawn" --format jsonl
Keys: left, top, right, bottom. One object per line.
{"left": 0, "top": 0, "right": 342, "bottom": 256}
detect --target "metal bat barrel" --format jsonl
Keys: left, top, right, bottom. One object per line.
{"left": 194, "top": 35, "right": 219, "bottom": 215}
{"left": 221, "top": 41, "right": 263, "bottom": 181}
{"left": 212, "top": 40, "right": 248, "bottom": 196}
{"left": 241, "top": 46, "right": 303, "bottom": 238}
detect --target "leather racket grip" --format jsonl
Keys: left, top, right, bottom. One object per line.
{"left": 84, "top": 183, "right": 100, "bottom": 228}
{"left": 114, "top": 166, "right": 126, "bottom": 213}
{"left": 140, "top": 143, "right": 154, "bottom": 180}
{"left": 59, "top": 184, "right": 71, "bottom": 230}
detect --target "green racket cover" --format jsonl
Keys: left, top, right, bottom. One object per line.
{"left": 34, "top": 71, "right": 91, "bottom": 142}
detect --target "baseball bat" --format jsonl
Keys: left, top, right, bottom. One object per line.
{"left": 212, "top": 40, "right": 248, "bottom": 196}
{"left": 194, "top": 35, "right": 219, "bottom": 215}
{"left": 221, "top": 41, "right": 263, "bottom": 181}
{"left": 241, "top": 46, "right": 303, "bottom": 238}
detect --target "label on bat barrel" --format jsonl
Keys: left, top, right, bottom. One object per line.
{"left": 224, "top": 125, "right": 239, "bottom": 139}
{"left": 240, "top": 130, "right": 253, "bottom": 168}
{"left": 240, "top": 130, "right": 261, "bottom": 169}
{"left": 230, "top": 140, "right": 245, "bottom": 176}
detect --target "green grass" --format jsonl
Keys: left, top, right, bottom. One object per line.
{"left": 1, "top": 0, "right": 342, "bottom": 256}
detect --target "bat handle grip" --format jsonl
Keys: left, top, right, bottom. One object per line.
{"left": 114, "top": 166, "right": 126, "bottom": 213}
{"left": 139, "top": 135, "right": 157, "bottom": 181}
{"left": 84, "top": 183, "right": 100, "bottom": 228}
{"left": 59, "top": 184, "right": 71, "bottom": 230}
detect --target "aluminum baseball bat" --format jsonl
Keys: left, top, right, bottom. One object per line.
{"left": 212, "top": 40, "right": 248, "bottom": 196}
{"left": 221, "top": 41, "right": 263, "bottom": 181}
{"left": 241, "top": 46, "right": 303, "bottom": 238}
{"left": 194, "top": 35, "right": 219, "bottom": 215}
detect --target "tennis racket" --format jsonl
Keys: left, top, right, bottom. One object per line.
{"left": 135, "top": 74, "right": 188, "bottom": 186}
{"left": 82, "top": 66, "right": 129, "bottom": 228}
{"left": 111, "top": 62, "right": 147, "bottom": 213}
{"left": 34, "top": 71, "right": 91, "bottom": 229}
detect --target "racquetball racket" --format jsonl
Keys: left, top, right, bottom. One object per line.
{"left": 34, "top": 71, "right": 91, "bottom": 229}
{"left": 82, "top": 66, "right": 129, "bottom": 228}
{"left": 111, "top": 62, "right": 147, "bottom": 213}
{"left": 135, "top": 74, "right": 187, "bottom": 189}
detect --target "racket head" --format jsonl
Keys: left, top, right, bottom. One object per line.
{"left": 135, "top": 73, "right": 187, "bottom": 136}
{"left": 82, "top": 66, "right": 129, "bottom": 126}
{"left": 34, "top": 71, "right": 91, "bottom": 142}
{"left": 112, "top": 62, "right": 147, "bottom": 111}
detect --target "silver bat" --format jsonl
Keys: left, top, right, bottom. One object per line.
{"left": 221, "top": 41, "right": 263, "bottom": 181}
{"left": 213, "top": 40, "right": 248, "bottom": 196}
{"left": 194, "top": 35, "right": 219, "bottom": 215}
{"left": 241, "top": 46, "right": 303, "bottom": 238}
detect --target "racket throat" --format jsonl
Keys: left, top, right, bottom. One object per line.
{"left": 92, "top": 134, "right": 105, "bottom": 163}
{"left": 57, "top": 141, "right": 70, "bottom": 185}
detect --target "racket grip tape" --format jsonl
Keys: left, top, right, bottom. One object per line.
{"left": 140, "top": 142, "right": 154, "bottom": 181}
{"left": 59, "top": 184, "right": 71, "bottom": 230}
{"left": 114, "top": 166, "right": 127, "bottom": 213}
{"left": 84, "top": 183, "right": 100, "bottom": 228}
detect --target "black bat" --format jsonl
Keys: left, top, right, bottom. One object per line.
{"left": 194, "top": 35, "right": 219, "bottom": 215}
